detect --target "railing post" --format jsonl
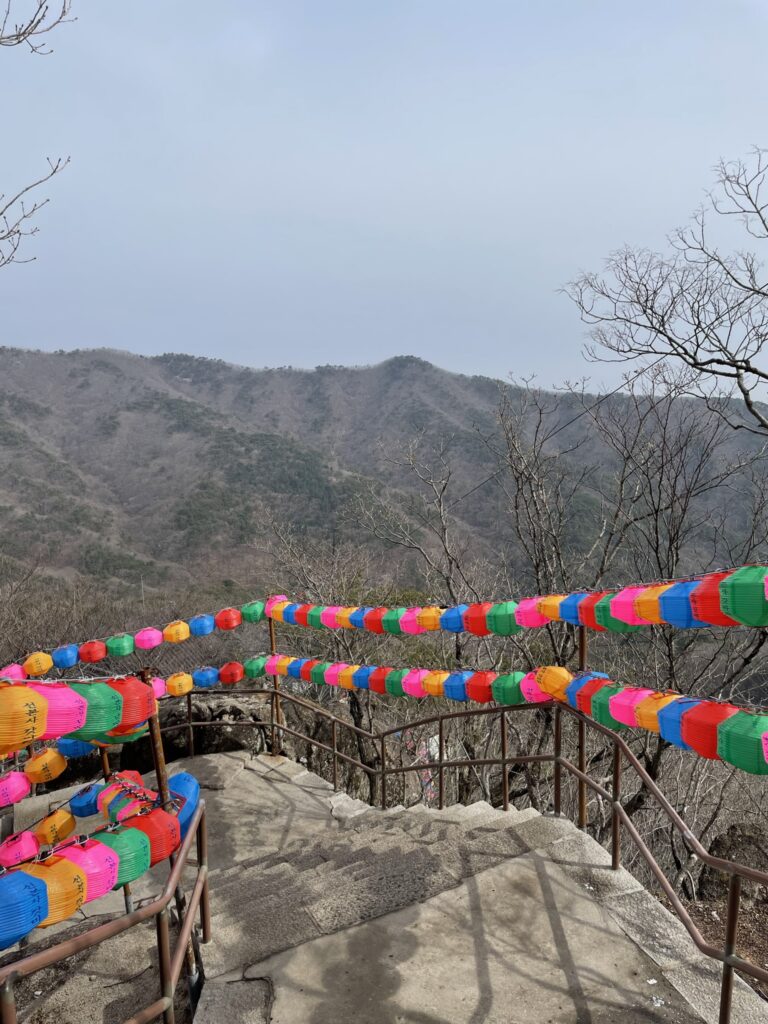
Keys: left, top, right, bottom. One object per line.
{"left": 380, "top": 735, "right": 387, "bottom": 810}
{"left": 268, "top": 617, "right": 281, "bottom": 754}
{"left": 185, "top": 693, "right": 195, "bottom": 757}
{"left": 332, "top": 720, "right": 338, "bottom": 791}
{"left": 612, "top": 740, "right": 622, "bottom": 870}
{"left": 553, "top": 705, "right": 562, "bottom": 816}
{"left": 0, "top": 978, "right": 17, "bottom": 1024}
{"left": 577, "top": 625, "right": 588, "bottom": 829}
{"left": 500, "top": 710, "right": 509, "bottom": 812}
{"left": 270, "top": 689, "right": 277, "bottom": 755}
{"left": 438, "top": 717, "right": 445, "bottom": 810}
{"left": 156, "top": 908, "right": 175, "bottom": 1024}
{"left": 719, "top": 874, "right": 742, "bottom": 1024}
{"left": 197, "top": 809, "right": 212, "bottom": 945}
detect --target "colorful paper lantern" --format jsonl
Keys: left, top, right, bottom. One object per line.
{"left": 0, "top": 664, "right": 26, "bottom": 681}
{"left": 575, "top": 677, "right": 613, "bottom": 715}
{"left": 402, "top": 669, "right": 429, "bottom": 698}
{"left": 689, "top": 572, "right": 738, "bottom": 627}
{"left": 717, "top": 712, "right": 768, "bottom": 775}
{"left": 57, "top": 738, "right": 95, "bottom": 759}
{"left": 166, "top": 672, "right": 194, "bottom": 697}
{"left": 440, "top": 606, "right": 469, "bottom": 632}
{"left": 310, "top": 662, "right": 331, "bottom": 686}
{"left": 78, "top": 641, "right": 107, "bottom": 664}
{"left": 0, "top": 684, "right": 47, "bottom": 752}
{"left": 609, "top": 687, "right": 655, "bottom": 727}
{"left": 333, "top": 607, "right": 355, "bottom": 628}
{"left": 69, "top": 782, "right": 105, "bottom": 818}
{"left": 486, "top": 602, "right": 521, "bottom": 635}
{"left": 59, "top": 839, "right": 119, "bottom": 902}
{"left": 591, "top": 685, "right": 627, "bottom": 731}
{"left": 21, "top": 854, "right": 86, "bottom": 926}
{"left": 0, "top": 771, "right": 31, "bottom": 808}
{"left": 535, "top": 666, "right": 573, "bottom": 702}
{"left": 384, "top": 669, "right": 408, "bottom": 697}
{"left": 444, "top": 671, "right": 472, "bottom": 702}
{"left": 324, "top": 663, "right": 345, "bottom": 687}
{"left": 382, "top": 608, "right": 406, "bottom": 635}
{"left": 189, "top": 614, "right": 215, "bottom": 637}
{"left": 134, "top": 627, "right": 163, "bottom": 651}
{"left": 466, "top": 671, "right": 496, "bottom": 703}
{"left": 658, "top": 581, "right": 708, "bottom": 629}
{"left": 423, "top": 671, "right": 449, "bottom": 697}
{"left": 0, "top": 831, "right": 40, "bottom": 867}
{"left": 35, "top": 809, "right": 76, "bottom": 845}
{"left": 126, "top": 808, "right": 180, "bottom": 865}
{"left": 352, "top": 666, "right": 373, "bottom": 690}
{"left": 282, "top": 603, "right": 300, "bottom": 625}
{"left": 400, "top": 608, "right": 426, "bottom": 635}
{"left": 634, "top": 584, "right": 674, "bottom": 625}
{"left": 265, "top": 594, "right": 288, "bottom": 617}
{"left": 681, "top": 701, "right": 740, "bottom": 759}
{"left": 610, "top": 587, "right": 653, "bottom": 626}
{"left": 417, "top": 607, "right": 444, "bottom": 631}
{"left": 97, "top": 827, "right": 151, "bottom": 888}
{"left": 349, "top": 607, "right": 373, "bottom": 629}
{"left": 491, "top": 672, "right": 526, "bottom": 704}
{"left": 319, "top": 606, "right": 342, "bottom": 629}
{"left": 520, "top": 671, "right": 551, "bottom": 703}
{"left": 25, "top": 748, "right": 67, "bottom": 784}
{"left": 300, "top": 659, "right": 319, "bottom": 682}
{"left": 306, "top": 606, "right": 325, "bottom": 629}
{"left": 241, "top": 600, "right": 266, "bottom": 623}
{"left": 163, "top": 620, "right": 191, "bottom": 644}
{"left": 106, "top": 634, "right": 135, "bottom": 657}
{"left": 214, "top": 607, "right": 242, "bottom": 631}
{"left": 68, "top": 682, "right": 123, "bottom": 740}
{"left": 719, "top": 566, "right": 768, "bottom": 627}
{"left": 558, "top": 593, "right": 589, "bottom": 626}
{"left": 29, "top": 682, "right": 87, "bottom": 739}
{"left": 105, "top": 677, "right": 156, "bottom": 733}
{"left": 150, "top": 676, "right": 166, "bottom": 699}
{"left": 577, "top": 592, "right": 609, "bottom": 631}
{"left": 23, "top": 652, "right": 53, "bottom": 677}
{"left": 515, "top": 598, "right": 549, "bottom": 628}
{"left": 0, "top": 871, "right": 48, "bottom": 948}
{"left": 52, "top": 644, "right": 79, "bottom": 670}
{"left": 537, "top": 595, "right": 567, "bottom": 622}
{"left": 363, "top": 607, "right": 387, "bottom": 633}
{"left": 169, "top": 772, "right": 200, "bottom": 839}
{"left": 287, "top": 658, "right": 307, "bottom": 680}
{"left": 593, "top": 594, "right": 641, "bottom": 633}
{"left": 338, "top": 665, "right": 359, "bottom": 690}
{"left": 243, "top": 657, "right": 268, "bottom": 679}
{"left": 193, "top": 667, "right": 219, "bottom": 689}
{"left": 463, "top": 603, "right": 493, "bottom": 636}
{"left": 565, "top": 672, "right": 609, "bottom": 709}
{"left": 368, "top": 667, "right": 391, "bottom": 694}
{"left": 635, "top": 692, "right": 682, "bottom": 733}
{"left": 219, "top": 661, "right": 245, "bottom": 685}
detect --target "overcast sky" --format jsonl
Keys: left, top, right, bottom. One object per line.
{"left": 2, "top": 1, "right": 766, "bottom": 386}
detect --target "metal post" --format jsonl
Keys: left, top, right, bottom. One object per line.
{"left": 197, "top": 810, "right": 212, "bottom": 945}
{"left": 156, "top": 908, "right": 175, "bottom": 1024}
{"left": 99, "top": 747, "right": 112, "bottom": 782}
{"left": 185, "top": 693, "right": 195, "bottom": 757}
{"left": 0, "top": 977, "right": 17, "bottom": 1024}
{"left": 331, "top": 720, "right": 338, "bottom": 791}
{"left": 380, "top": 735, "right": 387, "bottom": 810}
{"left": 612, "top": 740, "right": 622, "bottom": 871}
{"left": 719, "top": 875, "right": 742, "bottom": 1024}
{"left": 577, "top": 625, "right": 588, "bottom": 829}
{"left": 438, "top": 717, "right": 445, "bottom": 811}
{"left": 270, "top": 690, "right": 277, "bottom": 755}
{"left": 500, "top": 711, "right": 509, "bottom": 812}
{"left": 553, "top": 705, "right": 562, "bottom": 816}
{"left": 268, "top": 617, "right": 281, "bottom": 754}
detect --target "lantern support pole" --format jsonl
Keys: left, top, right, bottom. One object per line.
{"left": 611, "top": 740, "right": 622, "bottom": 870}
{"left": 577, "top": 625, "right": 588, "bottom": 831}
{"left": 268, "top": 617, "right": 282, "bottom": 755}
{"left": 719, "top": 874, "right": 742, "bottom": 1024}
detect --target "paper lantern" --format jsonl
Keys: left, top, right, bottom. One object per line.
{"left": 134, "top": 627, "right": 163, "bottom": 651}
{"left": 126, "top": 808, "right": 180, "bottom": 865}
{"left": 35, "top": 809, "right": 76, "bottom": 845}
{"left": 287, "top": 658, "right": 307, "bottom": 680}
{"left": 300, "top": 659, "right": 319, "bottom": 683}
{"left": 557, "top": 593, "right": 589, "bottom": 626}
{"left": 537, "top": 595, "right": 567, "bottom": 622}
{"left": 334, "top": 607, "right": 356, "bottom": 628}
{"left": 60, "top": 839, "right": 119, "bottom": 901}
{"left": 324, "top": 663, "right": 345, "bottom": 687}
{"left": 29, "top": 683, "right": 87, "bottom": 740}
{"left": 689, "top": 572, "right": 738, "bottom": 627}
{"left": 400, "top": 608, "right": 426, "bottom": 635}
{"left": 52, "top": 644, "right": 79, "bottom": 670}
{"left": 417, "top": 607, "right": 444, "bottom": 631}
{"left": 520, "top": 671, "right": 551, "bottom": 704}
{"left": 384, "top": 669, "right": 408, "bottom": 697}
{"left": 0, "top": 771, "right": 31, "bottom": 808}
{"left": 163, "top": 620, "right": 190, "bottom": 644}
{"left": 97, "top": 827, "right": 151, "bottom": 888}
{"left": 681, "top": 701, "right": 740, "bottom": 759}
{"left": 352, "top": 666, "right": 373, "bottom": 690}
{"left": 659, "top": 581, "right": 708, "bottom": 628}
{"left": 290, "top": 604, "right": 311, "bottom": 627}
{"left": 610, "top": 587, "right": 652, "bottom": 626}
{"left": 577, "top": 592, "right": 608, "bottom": 631}
{"left": 338, "top": 665, "right": 359, "bottom": 690}
{"left": 106, "top": 633, "right": 135, "bottom": 657}
{"left": 423, "top": 671, "right": 449, "bottom": 697}
{"left": 634, "top": 584, "right": 674, "bottom": 625}
{"left": 25, "top": 748, "right": 67, "bottom": 784}
{"left": 23, "top": 652, "right": 53, "bottom": 677}
{"left": 444, "top": 671, "right": 472, "bottom": 702}
{"left": 169, "top": 772, "right": 200, "bottom": 838}
{"left": 719, "top": 566, "right": 768, "bottom": 627}
{"left": 635, "top": 692, "right": 682, "bottom": 733}
{"left": 591, "top": 685, "right": 627, "bottom": 731}
{"left": 69, "top": 782, "right": 105, "bottom": 818}
{"left": 57, "top": 738, "right": 95, "bottom": 759}
{"left": 0, "top": 664, "right": 26, "bottom": 681}
{"left": 105, "top": 677, "right": 156, "bottom": 733}
{"left": 320, "top": 606, "right": 342, "bottom": 629}
{"left": 382, "top": 608, "right": 406, "bottom": 635}
{"left": 609, "top": 687, "right": 655, "bottom": 727}
{"left": 515, "top": 598, "right": 549, "bottom": 628}
{"left": 68, "top": 682, "right": 123, "bottom": 740}
{"left": 486, "top": 602, "right": 521, "bottom": 635}
{"left": 192, "top": 667, "right": 219, "bottom": 689}
{"left": 306, "top": 607, "right": 325, "bottom": 629}
{"left": 150, "top": 676, "right": 166, "bottom": 700}
{"left": 78, "top": 641, "right": 107, "bottom": 664}
{"left": 265, "top": 595, "right": 289, "bottom": 617}
{"left": 189, "top": 614, "right": 215, "bottom": 637}
{"left": 21, "top": 854, "right": 86, "bottom": 926}
{"left": 491, "top": 672, "right": 526, "bottom": 704}
{"left": 282, "top": 603, "right": 300, "bottom": 625}
{"left": 166, "top": 672, "right": 193, "bottom": 697}
{"left": 0, "top": 831, "right": 40, "bottom": 867}
{"left": 575, "top": 677, "right": 613, "bottom": 715}
{"left": 363, "top": 607, "right": 387, "bottom": 633}
{"left": 368, "top": 667, "right": 391, "bottom": 694}
{"left": 593, "top": 594, "right": 641, "bottom": 633}
{"left": 535, "top": 666, "right": 573, "bottom": 702}
{"left": 219, "top": 661, "right": 245, "bottom": 685}
{"left": 440, "top": 605, "right": 469, "bottom": 633}
{"left": 214, "top": 607, "right": 242, "bottom": 631}
{"left": 717, "top": 712, "right": 768, "bottom": 775}
{"left": 348, "top": 607, "right": 373, "bottom": 629}
{"left": 564, "top": 672, "right": 609, "bottom": 709}
{"left": 0, "top": 684, "right": 47, "bottom": 751}
{"left": 402, "top": 669, "right": 429, "bottom": 698}
{"left": 0, "top": 871, "right": 48, "bottom": 949}
{"left": 241, "top": 600, "right": 266, "bottom": 623}
{"left": 466, "top": 671, "right": 496, "bottom": 703}
{"left": 244, "top": 657, "right": 268, "bottom": 680}
{"left": 310, "top": 662, "right": 331, "bottom": 687}
{"left": 463, "top": 603, "right": 493, "bottom": 636}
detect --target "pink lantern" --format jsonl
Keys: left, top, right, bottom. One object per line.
{"left": 325, "top": 663, "right": 347, "bottom": 686}
{"left": 402, "top": 669, "right": 429, "bottom": 698}
{"left": 0, "top": 771, "right": 31, "bottom": 808}
{"left": 134, "top": 627, "right": 163, "bottom": 651}
{"left": 265, "top": 595, "right": 289, "bottom": 617}
{"left": 520, "top": 671, "right": 551, "bottom": 703}
{"left": 29, "top": 683, "right": 88, "bottom": 740}
{"left": 0, "top": 664, "right": 27, "bottom": 681}
{"left": 60, "top": 838, "right": 119, "bottom": 901}
{"left": 610, "top": 587, "right": 653, "bottom": 626}
{"left": 151, "top": 676, "right": 167, "bottom": 699}
{"left": 0, "top": 831, "right": 39, "bottom": 866}
{"left": 115, "top": 797, "right": 148, "bottom": 822}
{"left": 400, "top": 608, "right": 426, "bottom": 635}
{"left": 264, "top": 655, "right": 281, "bottom": 676}
{"left": 514, "top": 599, "right": 549, "bottom": 628}
{"left": 320, "top": 606, "right": 343, "bottom": 629}
{"left": 609, "top": 687, "right": 656, "bottom": 727}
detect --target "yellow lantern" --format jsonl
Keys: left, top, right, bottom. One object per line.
{"left": 338, "top": 665, "right": 359, "bottom": 690}
{"left": 0, "top": 684, "right": 48, "bottom": 752}
{"left": 275, "top": 656, "right": 292, "bottom": 676}
{"left": 270, "top": 601, "right": 290, "bottom": 623}
{"left": 166, "top": 672, "right": 194, "bottom": 697}
{"left": 423, "top": 671, "right": 449, "bottom": 697}
{"left": 336, "top": 608, "right": 357, "bottom": 628}
{"left": 535, "top": 666, "right": 573, "bottom": 702}
{"left": 35, "top": 808, "right": 76, "bottom": 845}
{"left": 417, "top": 607, "right": 444, "bottom": 631}
{"left": 24, "top": 748, "right": 67, "bottom": 784}
{"left": 634, "top": 584, "right": 675, "bottom": 625}
{"left": 21, "top": 856, "right": 86, "bottom": 926}
{"left": 23, "top": 652, "right": 54, "bottom": 677}
{"left": 536, "top": 596, "right": 567, "bottom": 622}
{"left": 163, "top": 621, "right": 190, "bottom": 644}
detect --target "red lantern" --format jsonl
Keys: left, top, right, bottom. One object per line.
{"left": 126, "top": 808, "right": 180, "bottom": 865}
{"left": 78, "top": 640, "right": 107, "bottom": 663}
{"left": 466, "top": 671, "right": 496, "bottom": 702}
{"left": 293, "top": 604, "right": 312, "bottom": 628}
{"left": 300, "top": 659, "right": 319, "bottom": 682}
{"left": 106, "top": 677, "right": 156, "bottom": 733}
{"left": 577, "top": 593, "right": 608, "bottom": 631}
{"left": 368, "top": 667, "right": 391, "bottom": 694}
{"left": 219, "top": 661, "right": 245, "bottom": 685}
{"left": 462, "top": 603, "right": 493, "bottom": 636}
{"left": 689, "top": 572, "right": 738, "bottom": 627}
{"left": 215, "top": 607, "right": 243, "bottom": 631}
{"left": 681, "top": 701, "right": 740, "bottom": 759}
{"left": 362, "top": 608, "right": 387, "bottom": 634}
{"left": 576, "top": 677, "right": 613, "bottom": 715}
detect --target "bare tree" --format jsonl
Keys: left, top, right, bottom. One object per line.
{"left": 566, "top": 147, "right": 768, "bottom": 435}
{"left": 2, "top": 1, "right": 72, "bottom": 51}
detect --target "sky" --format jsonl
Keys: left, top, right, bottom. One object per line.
{"left": 2, "top": 0, "right": 767, "bottom": 387}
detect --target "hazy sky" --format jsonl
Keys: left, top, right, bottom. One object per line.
{"left": 2, "top": 1, "right": 766, "bottom": 386}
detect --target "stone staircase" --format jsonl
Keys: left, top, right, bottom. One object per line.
{"left": 7, "top": 751, "right": 768, "bottom": 1024}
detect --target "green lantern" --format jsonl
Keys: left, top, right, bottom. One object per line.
{"left": 384, "top": 668, "right": 407, "bottom": 696}
{"left": 106, "top": 633, "right": 135, "bottom": 657}
{"left": 719, "top": 566, "right": 768, "bottom": 627}
{"left": 590, "top": 685, "right": 626, "bottom": 730}
{"left": 241, "top": 601, "right": 266, "bottom": 623}
{"left": 717, "top": 712, "right": 768, "bottom": 775}
{"left": 98, "top": 828, "right": 152, "bottom": 888}
{"left": 69, "top": 682, "right": 123, "bottom": 740}
{"left": 307, "top": 607, "right": 325, "bottom": 630}
{"left": 593, "top": 594, "right": 641, "bottom": 634}
{"left": 486, "top": 602, "right": 521, "bottom": 636}
{"left": 244, "top": 656, "right": 268, "bottom": 679}
{"left": 382, "top": 608, "right": 406, "bottom": 635}
{"left": 311, "top": 662, "right": 330, "bottom": 686}
{"left": 491, "top": 672, "right": 525, "bottom": 704}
